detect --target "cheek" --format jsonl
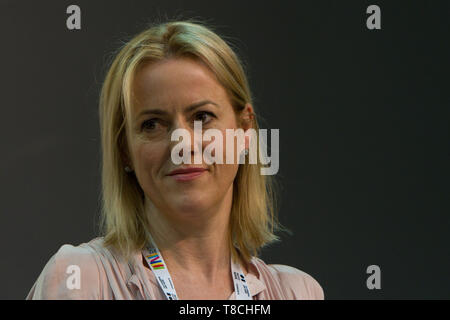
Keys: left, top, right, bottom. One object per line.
{"left": 133, "top": 141, "right": 167, "bottom": 178}
{"left": 212, "top": 161, "right": 238, "bottom": 185}
{"left": 213, "top": 163, "right": 239, "bottom": 199}
{"left": 218, "top": 127, "right": 245, "bottom": 165}
{"left": 212, "top": 129, "right": 240, "bottom": 182}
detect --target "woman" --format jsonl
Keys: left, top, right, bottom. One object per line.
{"left": 26, "top": 20, "right": 324, "bottom": 300}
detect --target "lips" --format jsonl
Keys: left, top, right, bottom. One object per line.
{"left": 167, "top": 167, "right": 208, "bottom": 182}
{"left": 167, "top": 167, "right": 208, "bottom": 176}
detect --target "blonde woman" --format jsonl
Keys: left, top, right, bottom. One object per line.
{"left": 26, "top": 20, "right": 324, "bottom": 300}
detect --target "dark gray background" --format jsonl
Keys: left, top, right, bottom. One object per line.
{"left": 1, "top": 0, "right": 449, "bottom": 299}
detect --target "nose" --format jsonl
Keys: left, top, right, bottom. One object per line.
{"left": 168, "top": 118, "right": 203, "bottom": 164}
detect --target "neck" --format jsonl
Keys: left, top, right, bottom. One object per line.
{"left": 144, "top": 185, "right": 241, "bottom": 283}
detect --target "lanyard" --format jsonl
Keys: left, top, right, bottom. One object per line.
{"left": 142, "top": 234, "right": 252, "bottom": 300}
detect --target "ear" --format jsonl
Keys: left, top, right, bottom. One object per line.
{"left": 241, "top": 103, "right": 255, "bottom": 149}
{"left": 120, "top": 145, "right": 133, "bottom": 170}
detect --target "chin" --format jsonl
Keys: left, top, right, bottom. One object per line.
{"left": 169, "top": 192, "right": 215, "bottom": 214}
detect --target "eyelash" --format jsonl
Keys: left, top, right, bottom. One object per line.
{"left": 194, "top": 111, "right": 216, "bottom": 123}
{"left": 141, "top": 118, "right": 159, "bottom": 131}
{"left": 141, "top": 111, "right": 216, "bottom": 131}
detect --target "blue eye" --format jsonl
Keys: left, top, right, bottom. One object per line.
{"left": 141, "top": 119, "right": 159, "bottom": 131}
{"left": 194, "top": 111, "right": 215, "bottom": 123}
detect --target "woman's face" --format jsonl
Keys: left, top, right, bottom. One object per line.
{"left": 126, "top": 57, "right": 251, "bottom": 220}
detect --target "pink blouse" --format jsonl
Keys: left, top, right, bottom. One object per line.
{"left": 26, "top": 237, "right": 324, "bottom": 300}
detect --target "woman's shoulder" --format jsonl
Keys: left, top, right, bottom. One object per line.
{"left": 42, "top": 237, "right": 110, "bottom": 271}
{"left": 26, "top": 237, "right": 112, "bottom": 299}
{"left": 52, "top": 237, "right": 104, "bottom": 259}
{"left": 250, "top": 257, "right": 324, "bottom": 300}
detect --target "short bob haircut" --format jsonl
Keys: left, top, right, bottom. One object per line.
{"left": 99, "top": 19, "right": 286, "bottom": 266}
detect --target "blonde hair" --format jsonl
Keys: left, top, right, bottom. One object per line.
{"left": 99, "top": 19, "right": 287, "bottom": 266}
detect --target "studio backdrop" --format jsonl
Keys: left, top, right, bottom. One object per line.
{"left": 1, "top": 0, "right": 449, "bottom": 299}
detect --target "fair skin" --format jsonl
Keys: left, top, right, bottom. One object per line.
{"left": 124, "top": 56, "right": 254, "bottom": 299}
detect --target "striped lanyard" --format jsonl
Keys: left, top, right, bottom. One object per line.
{"left": 142, "top": 234, "right": 251, "bottom": 300}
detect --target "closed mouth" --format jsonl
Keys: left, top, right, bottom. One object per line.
{"left": 167, "top": 167, "right": 208, "bottom": 176}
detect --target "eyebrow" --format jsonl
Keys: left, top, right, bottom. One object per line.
{"left": 135, "top": 100, "right": 219, "bottom": 120}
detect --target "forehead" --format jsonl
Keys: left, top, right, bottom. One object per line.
{"left": 131, "top": 57, "right": 229, "bottom": 112}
